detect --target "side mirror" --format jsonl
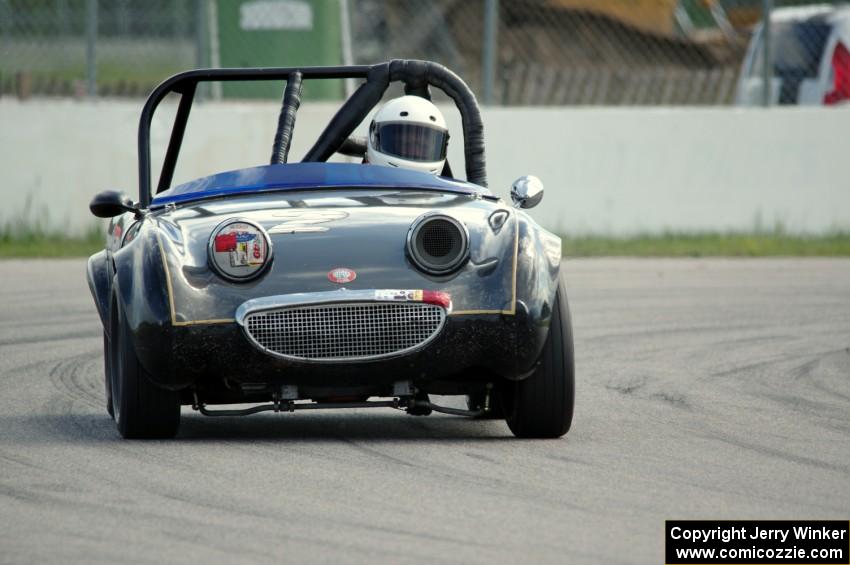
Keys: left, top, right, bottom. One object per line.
{"left": 510, "top": 175, "right": 544, "bottom": 209}
{"left": 89, "top": 190, "right": 140, "bottom": 218}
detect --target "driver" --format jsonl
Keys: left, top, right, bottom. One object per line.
{"left": 365, "top": 95, "right": 449, "bottom": 175}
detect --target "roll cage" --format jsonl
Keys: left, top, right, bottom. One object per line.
{"left": 138, "top": 59, "right": 487, "bottom": 207}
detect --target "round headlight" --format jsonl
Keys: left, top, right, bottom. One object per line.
{"left": 208, "top": 218, "right": 272, "bottom": 282}
{"left": 407, "top": 213, "right": 469, "bottom": 275}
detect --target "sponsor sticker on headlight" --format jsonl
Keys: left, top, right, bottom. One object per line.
{"left": 209, "top": 219, "right": 272, "bottom": 282}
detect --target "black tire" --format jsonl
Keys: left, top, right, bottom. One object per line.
{"left": 466, "top": 387, "right": 505, "bottom": 419}
{"left": 504, "top": 276, "right": 575, "bottom": 438}
{"left": 103, "top": 331, "right": 114, "bottom": 417}
{"left": 110, "top": 294, "right": 180, "bottom": 439}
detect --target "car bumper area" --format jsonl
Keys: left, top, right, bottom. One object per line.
{"left": 139, "top": 311, "right": 543, "bottom": 397}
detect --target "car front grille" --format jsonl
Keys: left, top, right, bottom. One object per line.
{"left": 243, "top": 302, "right": 446, "bottom": 361}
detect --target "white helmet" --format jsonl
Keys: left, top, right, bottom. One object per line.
{"left": 366, "top": 95, "right": 449, "bottom": 175}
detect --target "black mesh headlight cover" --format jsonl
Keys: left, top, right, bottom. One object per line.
{"left": 407, "top": 214, "right": 469, "bottom": 275}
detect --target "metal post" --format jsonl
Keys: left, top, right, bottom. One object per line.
{"left": 195, "top": 0, "right": 206, "bottom": 69}
{"left": 482, "top": 0, "right": 498, "bottom": 105}
{"left": 207, "top": 0, "right": 223, "bottom": 100}
{"left": 340, "top": 0, "right": 356, "bottom": 97}
{"left": 85, "top": 0, "right": 97, "bottom": 97}
{"left": 761, "top": 0, "right": 772, "bottom": 107}
{"left": 195, "top": 0, "right": 207, "bottom": 101}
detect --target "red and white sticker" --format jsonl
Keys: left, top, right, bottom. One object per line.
{"left": 327, "top": 267, "right": 357, "bottom": 284}
{"left": 374, "top": 289, "right": 423, "bottom": 302}
{"left": 373, "top": 289, "right": 452, "bottom": 311}
{"left": 214, "top": 230, "right": 265, "bottom": 267}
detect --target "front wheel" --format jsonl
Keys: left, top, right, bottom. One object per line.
{"left": 110, "top": 294, "right": 180, "bottom": 439}
{"left": 103, "top": 331, "right": 114, "bottom": 417}
{"left": 504, "top": 276, "right": 575, "bottom": 438}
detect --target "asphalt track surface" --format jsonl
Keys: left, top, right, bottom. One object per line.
{"left": 1, "top": 258, "right": 848, "bottom": 564}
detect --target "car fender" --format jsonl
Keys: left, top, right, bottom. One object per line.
{"left": 512, "top": 211, "right": 563, "bottom": 377}
{"left": 111, "top": 219, "right": 179, "bottom": 388}
{"left": 86, "top": 250, "right": 111, "bottom": 331}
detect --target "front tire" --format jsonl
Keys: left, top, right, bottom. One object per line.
{"left": 103, "top": 331, "right": 114, "bottom": 417}
{"left": 110, "top": 295, "right": 180, "bottom": 439}
{"left": 504, "top": 276, "right": 575, "bottom": 438}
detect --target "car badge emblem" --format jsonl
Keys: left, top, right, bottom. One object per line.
{"left": 328, "top": 267, "right": 356, "bottom": 284}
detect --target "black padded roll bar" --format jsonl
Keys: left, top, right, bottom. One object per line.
{"left": 302, "top": 60, "right": 487, "bottom": 189}
{"left": 137, "top": 66, "right": 370, "bottom": 207}
{"left": 300, "top": 64, "right": 391, "bottom": 166}
{"left": 338, "top": 136, "right": 367, "bottom": 158}
{"left": 392, "top": 60, "right": 486, "bottom": 190}
{"left": 155, "top": 81, "right": 196, "bottom": 194}
{"left": 137, "top": 60, "right": 486, "bottom": 207}
{"left": 270, "top": 71, "right": 302, "bottom": 165}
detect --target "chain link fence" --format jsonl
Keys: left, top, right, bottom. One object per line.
{"left": 0, "top": 0, "right": 200, "bottom": 98}
{"left": 1, "top": 0, "right": 847, "bottom": 105}
{"left": 351, "top": 0, "right": 750, "bottom": 105}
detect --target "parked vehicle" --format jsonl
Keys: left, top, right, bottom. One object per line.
{"left": 736, "top": 4, "right": 850, "bottom": 105}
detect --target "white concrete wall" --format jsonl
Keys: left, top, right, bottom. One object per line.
{"left": 1, "top": 99, "right": 848, "bottom": 235}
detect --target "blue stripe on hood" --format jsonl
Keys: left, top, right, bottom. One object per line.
{"left": 151, "top": 162, "right": 490, "bottom": 207}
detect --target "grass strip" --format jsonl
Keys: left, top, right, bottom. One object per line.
{"left": 563, "top": 232, "right": 850, "bottom": 257}
{"left": 0, "top": 228, "right": 103, "bottom": 258}
{"left": 1, "top": 229, "right": 849, "bottom": 258}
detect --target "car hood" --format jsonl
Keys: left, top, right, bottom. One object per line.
{"left": 152, "top": 188, "right": 518, "bottom": 323}
{"left": 151, "top": 162, "right": 494, "bottom": 208}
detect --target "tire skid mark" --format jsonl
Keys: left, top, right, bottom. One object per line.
{"left": 649, "top": 391, "right": 690, "bottom": 409}
{"left": 153, "top": 484, "right": 284, "bottom": 522}
{"left": 337, "top": 436, "right": 417, "bottom": 468}
{"left": 797, "top": 349, "right": 850, "bottom": 402}
{"left": 176, "top": 414, "right": 395, "bottom": 473}
{"left": 661, "top": 472, "right": 850, "bottom": 515}
{"left": 695, "top": 430, "right": 850, "bottom": 476}
{"left": 544, "top": 453, "right": 593, "bottom": 467}
{"left": 47, "top": 352, "right": 104, "bottom": 411}
{"left": 153, "top": 528, "right": 286, "bottom": 564}
{"left": 0, "top": 331, "right": 101, "bottom": 347}
{"left": 1, "top": 350, "right": 95, "bottom": 378}
{"left": 711, "top": 346, "right": 850, "bottom": 379}
{"left": 808, "top": 377, "right": 850, "bottom": 403}
{"left": 151, "top": 482, "right": 494, "bottom": 556}
{"left": 357, "top": 521, "right": 498, "bottom": 551}
{"left": 759, "top": 391, "right": 850, "bottom": 426}
{"left": 606, "top": 375, "right": 648, "bottom": 395}
{"left": 465, "top": 451, "right": 499, "bottom": 463}
{"left": 0, "top": 467, "right": 100, "bottom": 509}
{"left": 0, "top": 482, "right": 49, "bottom": 505}
{"left": 710, "top": 333, "right": 796, "bottom": 348}
{"left": 0, "top": 316, "right": 98, "bottom": 332}
{"left": 321, "top": 420, "right": 588, "bottom": 514}
{"left": 713, "top": 347, "right": 850, "bottom": 425}
{"left": 0, "top": 452, "right": 44, "bottom": 473}
{"left": 710, "top": 355, "right": 791, "bottom": 378}
{"left": 31, "top": 403, "right": 206, "bottom": 478}
{"left": 605, "top": 374, "right": 692, "bottom": 410}
{"left": 791, "top": 358, "right": 820, "bottom": 379}
{"left": 586, "top": 322, "right": 765, "bottom": 343}
{"left": 355, "top": 442, "right": 586, "bottom": 514}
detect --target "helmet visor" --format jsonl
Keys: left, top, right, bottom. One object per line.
{"left": 374, "top": 123, "right": 448, "bottom": 163}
